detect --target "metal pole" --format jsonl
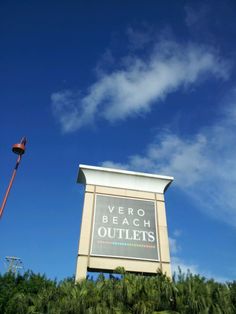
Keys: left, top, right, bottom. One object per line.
{"left": 0, "top": 137, "right": 26, "bottom": 219}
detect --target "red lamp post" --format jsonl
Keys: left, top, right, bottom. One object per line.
{"left": 0, "top": 137, "right": 27, "bottom": 219}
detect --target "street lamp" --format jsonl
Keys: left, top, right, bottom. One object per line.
{"left": 0, "top": 137, "right": 27, "bottom": 219}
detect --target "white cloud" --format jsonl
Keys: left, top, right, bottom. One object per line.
{"left": 170, "top": 236, "right": 230, "bottom": 282}
{"left": 173, "top": 229, "right": 182, "bottom": 237}
{"left": 51, "top": 40, "right": 228, "bottom": 133}
{"left": 169, "top": 237, "right": 180, "bottom": 255}
{"left": 126, "top": 26, "right": 153, "bottom": 50}
{"left": 184, "top": 4, "right": 209, "bottom": 29}
{"left": 171, "top": 257, "right": 229, "bottom": 282}
{"left": 101, "top": 160, "right": 129, "bottom": 170}
{"left": 102, "top": 95, "right": 236, "bottom": 227}
{"left": 171, "top": 257, "right": 198, "bottom": 276}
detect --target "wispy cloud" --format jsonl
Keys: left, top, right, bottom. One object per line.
{"left": 184, "top": 3, "right": 209, "bottom": 29}
{"left": 51, "top": 39, "right": 228, "bottom": 133}
{"left": 169, "top": 237, "right": 181, "bottom": 255}
{"left": 170, "top": 235, "right": 229, "bottom": 282}
{"left": 171, "top": 257, "right": 229, "bottom": 282}
{"left": 102, "top": 92, "right": 236, "bottom": 228}
{"left": 126, "top": 26, "right": 154, "bottom": 50}
{"left": 171, "top": 256, "right": 198, "bottom": 276}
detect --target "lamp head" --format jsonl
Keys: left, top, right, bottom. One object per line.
{"left": 12, "top": 137, "right": 27, "bottom": 155}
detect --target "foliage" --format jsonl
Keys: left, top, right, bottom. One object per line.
{"left": 0, "top": 270, "right": 235, "bottom": 313}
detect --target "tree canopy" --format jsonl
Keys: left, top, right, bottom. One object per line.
{"left": 0, "top": 269, "right": 235, "bottom": 313}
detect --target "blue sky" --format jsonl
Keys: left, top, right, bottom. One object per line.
{"left": 0, "top": 0, "right": 236, "bottom": 281}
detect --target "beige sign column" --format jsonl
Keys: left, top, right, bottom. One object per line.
{"left": 76, "top": 165, "right": 173, "bottom": 281}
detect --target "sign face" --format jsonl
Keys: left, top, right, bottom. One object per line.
{"left": 91, "top": 194, "right": 159, "bottom": 261}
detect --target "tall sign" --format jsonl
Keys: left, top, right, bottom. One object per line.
{"left": 76, "top": 165, "right": 173, "bottom": 280}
